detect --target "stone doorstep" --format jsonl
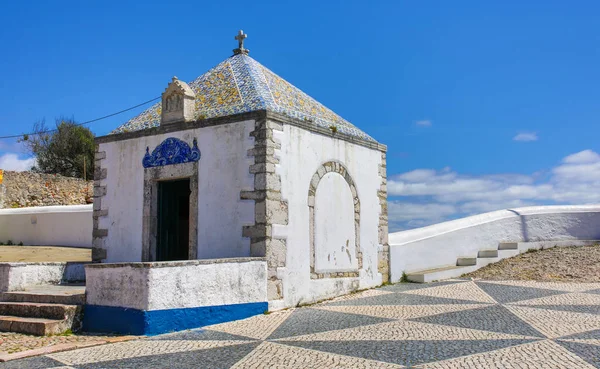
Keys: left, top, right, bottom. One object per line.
{"left": 0, "top": 335, "right": 139, "bottom": 362}
{"left": 1, "top": 286, "right": 85, "bottom": 305}
{"left": 0, "top": 302, "right": 79, "bottom": 320}
{"left": 0, "top": 315, "right": 70, "bottom": 336}
{"left": 0, "top": 285, "right": 86, "bottom": 336}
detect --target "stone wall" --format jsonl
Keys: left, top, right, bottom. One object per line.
{"left": 0, "top": 171, "right": 92, "bottom": 209}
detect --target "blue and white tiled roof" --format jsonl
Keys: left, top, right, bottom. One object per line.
{"left": 112, "top": 54, "right": 375, "bottom": 142}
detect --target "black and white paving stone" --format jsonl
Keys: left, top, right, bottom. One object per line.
{"left": 2, "top": 279, "right": 600, "bottom": 368}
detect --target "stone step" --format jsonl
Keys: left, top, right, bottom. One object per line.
{"left": 456, "top": 257, "right": 477, "bottom": 266}
{"left": 1, "top": 285, "right": 85, "bottom": 305}
{"left": 477, "top": 249, "right": 499, "bottom": 258}
{"left": 0, "top": 302, "right": 80, "bottom": 320}
{"left": 407, "top": 265, "right": 474, "bottom": 283}
{"left": 498, "top": 242, "right": 519, "bottom": 250}
{"left": 0, "top": 315, "right": 72, "bottom": 336}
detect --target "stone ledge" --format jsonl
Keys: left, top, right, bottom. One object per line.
{"left": 310, "top": 271, "right": 360, "bottom": 279}
{"left": 85, "top": 257, "right": 267, "bottom": 269}
{"left": 95, "top": 110, "right": 387, "bottom": 152}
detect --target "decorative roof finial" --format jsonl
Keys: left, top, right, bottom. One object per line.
{"left": 233, "top": 30, "right": 249, "bottom": 55}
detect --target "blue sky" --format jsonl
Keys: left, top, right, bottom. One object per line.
{"left": 1, "top": 1, "right": 599, "bottom": 230}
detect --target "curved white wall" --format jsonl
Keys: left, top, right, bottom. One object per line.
{"left": 0, "top": 205, "right": 92, "bottom": 247}
{"left": 389, "top": 205, "right": 600, "bottom": 282}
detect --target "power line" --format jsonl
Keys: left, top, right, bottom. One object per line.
{"left": 0, "top": 96, "right": 161, "bottom": 140}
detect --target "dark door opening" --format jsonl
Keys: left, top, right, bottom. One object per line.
{"left": 156, "top": 179, "right": 190, "bottom": 261}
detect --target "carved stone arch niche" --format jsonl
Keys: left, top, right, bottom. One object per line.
{"left": 308, "top": 161, "right": 361, "bottom": 279}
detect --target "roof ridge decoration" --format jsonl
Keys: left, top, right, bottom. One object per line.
{"left": 233, "top": 30, "right": 249, "bottom": 56}
{"left": 163, "top": 76, "right": 195, "bottom": 96}
{"left": 113, "top": 33, "right": 376, "bottom": 142}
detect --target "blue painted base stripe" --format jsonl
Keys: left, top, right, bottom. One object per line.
{"left": 83, "top": 302, "right": 268, "bottom": 335}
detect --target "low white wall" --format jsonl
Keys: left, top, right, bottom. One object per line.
{"left": 0, "top": 205, "right": 92, "bottom": 247}
{"left": 85, "top": 258, "right": 267, "bottom": 310}
{"left": 0, "top": 262, "right": 87, "bottom": 292}
{"left": 389, "top": 205, "right": 600, "bottom": 282}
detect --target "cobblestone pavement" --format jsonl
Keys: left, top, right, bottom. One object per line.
{"left": 0, "top": 332, "right": 129, "bottom": 355}
{"left": 2, "top": 279, "right": 600, "bottom": 368}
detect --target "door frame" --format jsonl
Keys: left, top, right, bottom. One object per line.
{"left": 142, "top": 162, "right": 198, "bottom": 262}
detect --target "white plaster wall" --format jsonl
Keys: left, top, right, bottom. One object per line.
{"left": 85, "top": 259, "right": 267, "bottom": 311}
{"left": 98, "top": 120, "right": 255, "bottom": 262}
{"left": 85, "top": 264, "right": 149, "bottom": 310}
{"left": 147, "top": 260, "right": 266, "bottom": 310}
{"left": 0, "top": 205, "right": 92, "bottom": 247}
{"left": 314, "top": 173, "right": 357, "bottom": 272}
{"left": 275, "top": 124, "right": 383, "bottom": 308}
{"left": 0, "top": 262, "right": 87, "bottom": 292}
{"left": 389, "top": 205, "right": 600, "bottom": 282}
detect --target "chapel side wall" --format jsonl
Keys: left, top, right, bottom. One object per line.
{"left": 94, "top": 120, "right": 255, "bottom": 263}
{"left": 271, "top": 123, "right": 386, "bottom": 309}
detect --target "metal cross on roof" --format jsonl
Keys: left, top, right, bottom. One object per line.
{"left": 233, "top": 30, "right": 249, "bottom": 55}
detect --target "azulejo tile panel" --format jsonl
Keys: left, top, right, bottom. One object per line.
{"left": 142, "top": 137, "right": 201, "bottom": 168}
{"left": 112, "top": 54, "right": 375, "bottom": 142}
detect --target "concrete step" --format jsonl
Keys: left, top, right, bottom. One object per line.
{"left": 1, "top": 285, "right": 85, "bottom": 305}
{"left": 0, "top": 315, "right": 72, "bottom": 336}
{"left": 456, "top": 257, "right": 477, "bottom": 266}
{"left": 407, "top": 265, "right": 474, "bottom": 283}
{"left": 0, "top": 302, "right": 81, "bottom": 320}
{"left": 498, "top": 242, "right": 519, "bottom": 250}
{"left": 476, "top": 256, "right": 502, "bottom": 268}
{"left": 478, "top": 249, "right": 499, "bottom": 258}
{"left": 498, "top": 249, "right": 520, "bottom": 259}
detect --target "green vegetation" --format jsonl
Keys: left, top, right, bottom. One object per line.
{"left": 399, "top": 271, "right": 410, "bottom": 283}
{"left": 19, "top": 118, "right": 95, "bottom": 180}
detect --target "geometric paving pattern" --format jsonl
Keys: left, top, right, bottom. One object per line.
{"left": 4, "top": 279, "right": 600, "bottom": 368}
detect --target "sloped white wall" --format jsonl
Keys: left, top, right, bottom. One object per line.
{"left": 389, "top": 205, "right": 600, "bottom": 282}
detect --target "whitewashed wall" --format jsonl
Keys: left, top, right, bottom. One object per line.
{"left": 0, "top": 205, "right": 92, "bottom": 247}
{"left": 0, "top": 262, "right": 87, "bottom": 291}
{"left": 98, "top": 121, "right": 255, "bottom": 262}
{"left": 85, "top": 258, "right": 267, "bottom": 310}
{"left": 314, "top": 173, "right": 357, "bottom": 273}
{"left": 274, "top": 124, "right": 384, "bottom": 309}
{"left": 389, "top": 205, "right": 600, "bottom": 282}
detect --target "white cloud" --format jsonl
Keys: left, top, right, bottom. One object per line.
{"left": 388, "top": 202, "right": 457, "bottom": 231}
{"left": 0, "top": 153, "right": 35, "bottom": 171}
{"left": 513, "top": 132, "right": 538, "bottom": 142}
{"left": 562, "top": 149, "right": 600, "bottom": 164}
{"left": 388, "top": 150, "right": 600, "bottom": 230}
{"left": 415, "top": 120, "right": 432, "bottom": 127}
